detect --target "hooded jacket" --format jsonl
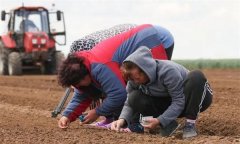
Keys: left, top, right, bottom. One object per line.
{"left": 62, "top": 24, "right": 174, "bottom": 122}
{"left": 119, "top": 46, "right": 189, "bottom": 127}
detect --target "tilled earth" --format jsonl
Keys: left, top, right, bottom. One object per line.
{"left": 0, "top": 69, "right": 240, "bottom": 144}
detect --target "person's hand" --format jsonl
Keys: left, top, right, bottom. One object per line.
{"left": 81, "top": 109, "right": 99, "bottom": 124}
{"left": 111, "top": 119, "right": 126, "bottom": 132}
{"left": 58, "top": 116, "right": 70, "bottom": 129}
{"left": 142, "top": 118, "right": 160, "bottom": 130}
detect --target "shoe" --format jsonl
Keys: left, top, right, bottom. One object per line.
{"left": 94, "top": 118, "right": 113, "bottom": 129}
{"left": 129, "top": 122, "right": 144, "bottom": 133}
{"left": 160, "top": 120, "right": 180, "bottom": 137}
{"left": 182, "top": 122, "right": 197, "bottom": 139}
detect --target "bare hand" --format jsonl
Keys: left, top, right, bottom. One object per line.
{"left": 111, "top": 119, "right": 126, "bottom": 132}
{"left": 81, "top": 109, "right": 99, "bottom": 124}
{"left": 58, "top": 116, "right": 70, "bottom": 129}
{"left": 142, "top": 118, "right": 160, "bottom": 130}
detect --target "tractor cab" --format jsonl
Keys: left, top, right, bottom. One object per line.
{"left": 14, "top": 8, "right": 48, "bottom": 33}
{"left": 0, "top": 6, "right": 66, "bottom": 75}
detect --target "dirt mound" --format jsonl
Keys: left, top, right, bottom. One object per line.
{"left": 0, "top": 69, "right": 240, "bottom": 143}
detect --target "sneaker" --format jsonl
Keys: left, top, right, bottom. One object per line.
{"left": 94, "top": 118, "right": 113, "bottom": 129}
{"left": 182, "top": 122, "right": 197, "bottom": 139}
{"left": 160, "top": 120, "right": 180, "bottom": 137}
{"left": 128, "top": 123, "right": 144, "bottom": 133}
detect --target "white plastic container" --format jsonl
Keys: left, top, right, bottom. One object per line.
{"left": 140, "top": 116, "right": 153, "bottom": 125}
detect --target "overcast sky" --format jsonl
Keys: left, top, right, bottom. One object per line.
{"left": 0, "top": 0, "right": 239, "bottom": 59}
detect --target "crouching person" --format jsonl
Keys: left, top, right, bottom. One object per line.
{"left": 57, "top": 54, "right": 128, "bottom": 130}
{"left": 111, "top": 46, "right": 213, "bottom": 139}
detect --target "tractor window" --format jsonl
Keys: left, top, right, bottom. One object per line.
{"left": 27, "top": 14, "right": 41, "bottom": 32}
{"left": 14, "top": 14, "right": 23, "bottom": 32}
{"left": 14, "top": 10, "right": 49, "bottom": 33}
{"left": 49, "top": 11, "right": 65, "bottom": 33}
{"left": 0, "top": 14, "right": 10, "bottom": 34}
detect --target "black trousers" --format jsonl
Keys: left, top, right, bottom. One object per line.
{"left": 128, "top": 70, "right": 213, "bottom": 121}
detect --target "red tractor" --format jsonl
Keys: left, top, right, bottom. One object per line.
{"left": 0, "top": 6, "right": 66, "bottom": 75}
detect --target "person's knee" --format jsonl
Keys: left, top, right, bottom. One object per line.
{"left": 128, "top": 90, "right": 149, "bottom": 112}
{"left": 200, "top": 86, "right": 213, "bottom": 112}
{"left": 186, "top": 70, "right": 207, "bottom": 87}
{"left": 128, "top": 90, "right": 143, "bottom": 107}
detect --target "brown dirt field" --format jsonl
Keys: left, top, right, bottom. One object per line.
{"left": 0, "top": 69, "right": 240, "bottom": 144}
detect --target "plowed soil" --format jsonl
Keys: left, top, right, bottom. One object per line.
{"left": 0, "top": 69, "right": 240, "bottom": 144}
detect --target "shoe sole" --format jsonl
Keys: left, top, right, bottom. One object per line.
{"left": 182, "top": 132, "right": 197, "bottom": 139}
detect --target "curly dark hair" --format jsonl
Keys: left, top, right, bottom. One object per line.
{"left": 57, "top": 54, "right": 89, "bottom": 87}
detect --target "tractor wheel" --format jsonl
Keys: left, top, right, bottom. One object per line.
{"left": 54, "top": 51, "right": 65, "bottom": 73}
{"left": 40, "top": 61, "right": 53, "bottom": 75}
{"left": 40, "top": 63, "right": 47, "bottom": 74}
{"left": 8, "top": 52, "right": 22, "bottom": 75}
{"left": 0, "top": 41, "right": 9, "bottom": 75}
{"left": 42, "top": 51, "right": 65, "bottom": 74}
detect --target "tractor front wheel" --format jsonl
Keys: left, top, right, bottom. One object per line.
{"left": 41, "top": 51, "right": 65, "bottom": 74}
{"left": 54, "top": 51, "right": 65, "bottom": 73}
{"left": 8, "top": 52, "right": 22, "bottom": 75}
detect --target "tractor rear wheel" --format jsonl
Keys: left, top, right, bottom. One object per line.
{"left": 8, "top": 52, "right": 22, "bottom": 75}
{"left": 0, "top": 41, "right": 9, "bottom": 75}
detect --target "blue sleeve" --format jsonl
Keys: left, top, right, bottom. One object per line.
{"left": 62, "top": 88, "right": 92, "bottom": 121}
{"left": 91, "top": 63, "right": 127, "bottom": 116}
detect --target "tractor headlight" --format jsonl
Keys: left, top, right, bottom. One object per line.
{"left": 41, "top": 38, "right": 47, "bottom": 44}
{"left": 32, "top": 38, "right": 37, "bottom": 44}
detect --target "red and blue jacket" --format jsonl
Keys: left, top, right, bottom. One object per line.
{"left": 62, "top": 24, "right": 174, "bottom": 122}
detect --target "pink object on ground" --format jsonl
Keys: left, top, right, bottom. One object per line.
{"left": 93, "top": 118, "right": 113, "bottom": 129}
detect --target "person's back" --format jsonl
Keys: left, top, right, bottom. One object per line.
{"left": 70, "top": 24, "right": 137, "bottom": 53}
{"left": 88, "top": 24, "right": 174, "bottom": 64}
